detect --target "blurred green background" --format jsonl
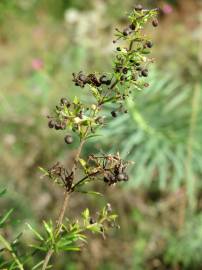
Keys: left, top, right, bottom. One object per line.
{"left": 0, "top": 0, "right": 202, "bottom": 269}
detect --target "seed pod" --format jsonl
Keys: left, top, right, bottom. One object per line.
{"left": 89, "top": 217, "right": 95, "bottom": 224}
{"left": 99, "top": 75, "right": 111, "bottom": 85}
{"left": 123, "top": 67, "right": 128, "bottom": 74}
{"left": 111, "top": 111, "right": 117, "bottom": 118}
{"left": 48, "top": 120, "right": 55, "bottom": 129}
{"left": 104, "top": 176, "right": 109, "bottom": 183}
{"left": 141, "top": 69, "right": 148, "bottom": 77}
{"left": 55, "top": 122, "right": 62, "bottom": 130}
{"left": 60, "top": 98, "right": 69, "bottom": 106}
{"left": 144, "top": 83, "right": 149, "bottom": 87}
{"left": 135, "top": 4, "right": 143, "bottom": 11}
{"left": 64, "top": 134, "right": 73, "bottom": 144}
{"left": 117, "top": 173, "right": 125, "bottom": 181}
{"left": 78, "top": 111, "right": 83, "bottom": 119}
{"left": 152, "top": 19, "right": 159, "bottom": 27}
{"left": 129, "top": 23, "right": 136, "bottom": 30}
{"left": 79, "top": 73, "right": 87, "bottom": 82}
{"left": 123, "top": 28, "right": 131, "bottom": 36}
{"left": 88, "top": 74, "right": 101, "bottom": 87}
{"left": 105, "top": 79, "right": 111, "bottom": 85}
{"left": 146, "top": 41, "right": 153, "bottom": 48}
{"left": 115, "top": 67, "right": 121, "bottom": 73}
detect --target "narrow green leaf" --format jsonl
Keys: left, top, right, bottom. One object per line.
{"left": 0, "top": 235, "right": 24, "bottom": 270}
{"left": 0, "top": 209, "right": 13, "bottom": 227}
{"left": 87, "top": 224, "right": 101, "bottom": 233}
{"left": 38, "top": 167, "right": 49, "bottom": 176}
{"left": 27, "top": 223, "right": 44, "bottom": 241}
{"left": 86, "top": 134, "right": 102, "bottom": 140}
{"left": 63, "top": 246, "right": 80, "bottom": 251}
{"left": 78, "top": 190, "right": 103, "bottom": 196}
{"left": 82, "top": 209, "right": 89, "bottom": 220}
{"left": 31, "top": 260, "right": 44, "bottom": 270}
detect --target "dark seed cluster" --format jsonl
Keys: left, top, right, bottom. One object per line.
{"left": 48, "top": 119, "right": 66, "bottom": 130}
{"left": 47, "top": 97, "right": 72, "bottom": 131}
{"left": 103, "top": 163, "right": 129, "bottom": 185}
{"left": 87, "top": 154, "right": 130, "bottom": 186}
{"left": 47, "top": 96, "right": 105, "bottom": 141}
{"left": 72, "top": 71, "right": 111, "bottom": 88}
{"left": 112, "top": 6, "right": 159, "bottom": 89}
{"left": 47, "top": 162, "right": 73, "bottom": 191}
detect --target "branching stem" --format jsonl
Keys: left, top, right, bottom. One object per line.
{"left": 42, "top": 140, "right": 85, "bottom": 270}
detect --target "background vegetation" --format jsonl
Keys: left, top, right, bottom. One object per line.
{"left": 0, "top": 0, "right": 201, "bottom": 269}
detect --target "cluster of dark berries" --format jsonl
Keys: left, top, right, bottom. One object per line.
{"left": 47, "top": 96, "right": 91, "bottom": 137}
{"left": 114, "top": 46, "right": 151, "bottom": 83}
{"left": 134, "top": 4, "right": 159, "bottom": 27}
{"left": 88, "top": 154, "right": 129, "bottom": 186}
{"left": 103, "top": 162, "right": 129, "bottom": 186}
{"left": 47, "top": 97, "right": 73, "bottom": 130}
{"left": 72, "top": 71, "right": 111, "bottom": 88}
{"left": 48, "top": 162, "right": 73, "bottom": 191}
{"left": 114, "top": 61, "right": 149, "bottom": 82}
{"left": 48, "top": 119, "right": 66, "bottom": 130}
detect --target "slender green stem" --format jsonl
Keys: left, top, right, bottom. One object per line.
{"left": 71, "top": 171, "right": 101, "bottom": 191}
